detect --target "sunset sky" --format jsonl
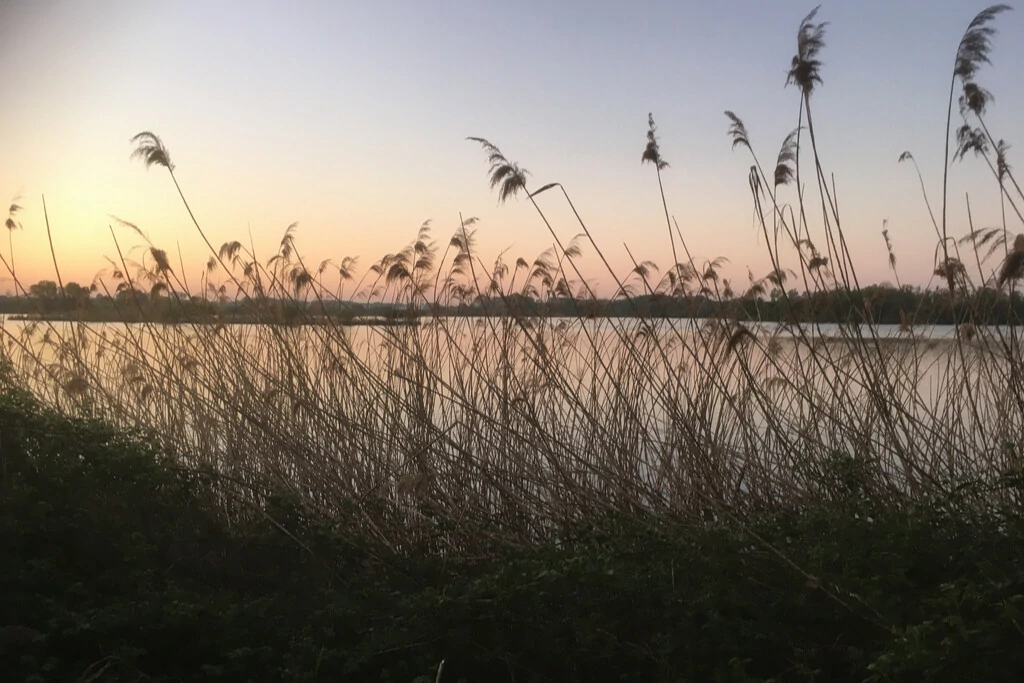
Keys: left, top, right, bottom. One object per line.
{"left": 1, "top": 0, "right": 1022, "bottom": 297}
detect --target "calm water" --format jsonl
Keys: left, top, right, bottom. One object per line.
{"left": 2, "top": 316, "right": 1018, "bottom": 483}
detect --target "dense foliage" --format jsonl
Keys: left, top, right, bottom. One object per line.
{"left": 4, "top": 386, "right": 1024, "bottom": 682}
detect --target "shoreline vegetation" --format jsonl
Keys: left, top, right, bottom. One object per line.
{"left": 1, "top": 310, "right": 424, "bottom": 327}
{"left": 6, "top": 283, "right": 1024, "bottom": 326}
{"left": 5, "top": 4, "right": 1024, "bottom": 680}
{"left": 2, "top": 385, "right": 1022, "bottom": 681}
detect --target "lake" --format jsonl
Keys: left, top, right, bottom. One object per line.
{"left": 2, "top": 316, "right": 1021, "bottom": 508}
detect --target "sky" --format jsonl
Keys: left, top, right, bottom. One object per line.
{"left": 1, "top": 0, "right": 1022, "bottom": 297}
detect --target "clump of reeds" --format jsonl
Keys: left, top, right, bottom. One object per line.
{"left": 2, "top": 5, "right": 1023, "bottom": 555}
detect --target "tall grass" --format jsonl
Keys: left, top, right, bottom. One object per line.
{"left": 2, "top": 6, "right": 1024, "bottom": 552}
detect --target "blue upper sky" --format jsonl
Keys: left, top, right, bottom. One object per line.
{"left": 1, "top": 0, "right": 1021, "bottom": 292}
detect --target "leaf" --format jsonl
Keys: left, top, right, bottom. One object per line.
{"left": 528, "top": 183, "right": 558, "bottom": 199}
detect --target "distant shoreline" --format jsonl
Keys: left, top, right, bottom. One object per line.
{"left": 0, "top": 313, "right": 422, "bottom": 327}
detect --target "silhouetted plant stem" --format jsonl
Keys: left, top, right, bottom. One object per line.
{"left": 654, "top": 166, "right": 682, "bottom": 287}
{"left": 41, "top": 195, "right": 64, "bottom": 299}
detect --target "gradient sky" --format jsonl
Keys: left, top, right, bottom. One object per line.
{"left": 1, "top": 0, "right": 1022, "bottom": 296}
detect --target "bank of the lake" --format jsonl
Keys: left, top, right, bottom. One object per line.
{"left": 3, "top": 386, "right": 1023, "bottom": 682}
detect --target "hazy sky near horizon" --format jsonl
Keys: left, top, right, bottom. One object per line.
{"left": 1, "top": 0, "right": 1022, "bottom": 296}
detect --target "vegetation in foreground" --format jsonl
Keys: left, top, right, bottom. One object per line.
{"left": 4, "top": 386, "right": 1024, "bottom": 682}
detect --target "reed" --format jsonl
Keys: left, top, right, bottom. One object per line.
{"left": 2, "top": 5, "right": 1023, "bottom": 554}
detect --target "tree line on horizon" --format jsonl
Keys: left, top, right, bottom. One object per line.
{"left": 4, "top": 277, "right": 1024, "bottom": 326}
